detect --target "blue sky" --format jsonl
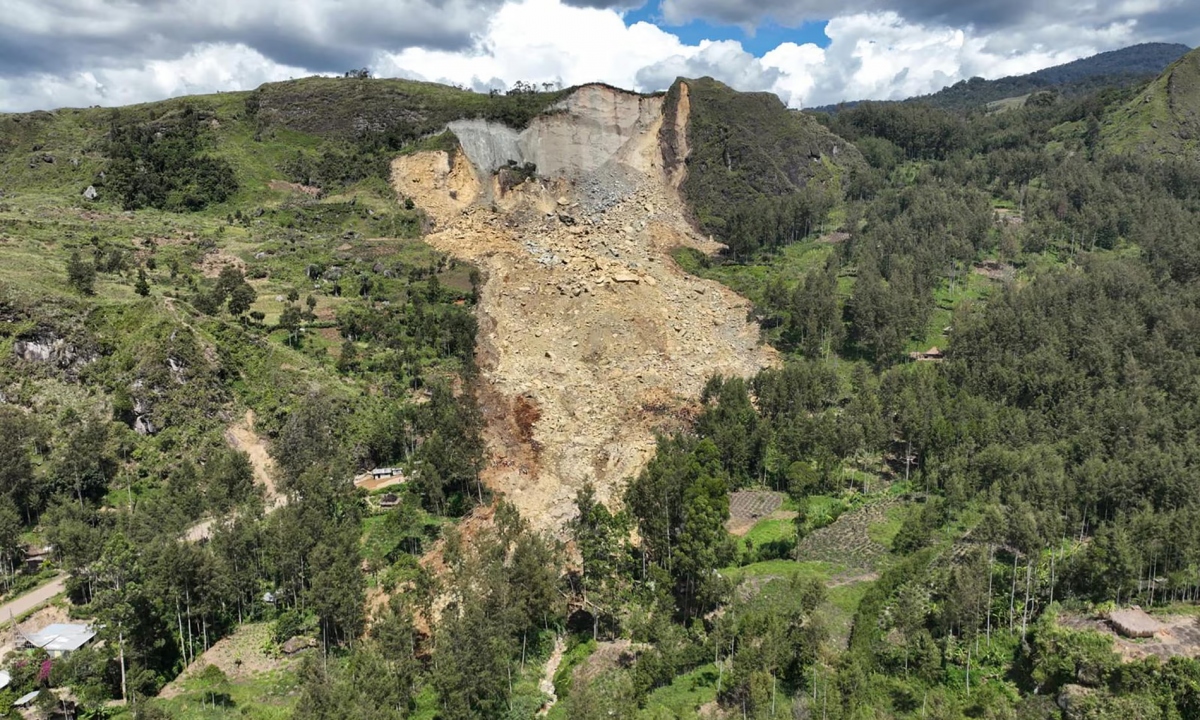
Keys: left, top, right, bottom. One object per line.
{"left": 624, "top": 2, "right": 833, "bottom": 55}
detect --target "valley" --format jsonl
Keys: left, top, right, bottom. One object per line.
{"left": 1, "top": 43, "right": 1200, "bottom": 720}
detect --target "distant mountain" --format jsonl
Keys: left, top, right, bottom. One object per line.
{"left": 810, "top": 42, "right": 1191, "bottom": 113}
{"left": 1103, "top": 46, "right": 1200, "bottom": 161}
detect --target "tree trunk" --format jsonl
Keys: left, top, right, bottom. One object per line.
{"left": 119, "top": 627, "right": 128, "bottom": 702}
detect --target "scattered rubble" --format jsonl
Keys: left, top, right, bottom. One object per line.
{"left": 392, "top": 83, "right": 776, "bottom": 531}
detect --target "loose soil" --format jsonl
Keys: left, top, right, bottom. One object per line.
{"left": 187, "top": 410, "right": 283, "bottom": 542}
{"left": 393, "top": 84, "right": 776, "bottom": 531}
{"left": 225, "top": 410, "right": 282, "bottom": 510}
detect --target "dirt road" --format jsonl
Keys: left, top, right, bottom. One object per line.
{"left": 0, "top": 573, "right": 67, "bottom": 626}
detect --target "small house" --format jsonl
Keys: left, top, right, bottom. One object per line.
{"left": 908, "top": 347, "right": 944, "bottom": 362}
{"left": 22, "top": 623, "right": 97, "bottom": 658}
{"left": 0, "top": 670, "right": 10, "bottom": 690}
{"left": 371, "top": 467, "right": 401, "bottom": 479}
{"left": 13, "top": 690, "right": 38, "bottom": 709}
{"left": 23, "top": 544, "right": 52, "bottom": 572}
{"left": 1108, "top": 607, "right": 1163, "bottom": 639}
{"left": 379, "top": 493, "right": 400, "bottom": 508}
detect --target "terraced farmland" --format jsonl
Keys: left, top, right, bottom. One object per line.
{"left": 795, "top": 499, "right": 901, "bottom": 571}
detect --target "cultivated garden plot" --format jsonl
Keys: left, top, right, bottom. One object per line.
{"left": 726, "top": 490, "right": 785, "bottom": 535}
{"left": 794, "top": 498, "right": 902, "bottom": 572}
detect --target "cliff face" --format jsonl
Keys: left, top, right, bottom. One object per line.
{"left": 395, "top": 82, "right": 776, "bottom": 530}
{"left": 450, "top": 85, "right": 664, "bottom": 183}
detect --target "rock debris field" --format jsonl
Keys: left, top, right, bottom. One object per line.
{"left": 393, "top": 84, "right": 776, "bottom": 529}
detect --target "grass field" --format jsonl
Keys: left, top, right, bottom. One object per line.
{"left": 147, "top": 671, "right": 300, "bottom": 720}
{"left": 640, "top": 664, "right": 720, "bottom": 719}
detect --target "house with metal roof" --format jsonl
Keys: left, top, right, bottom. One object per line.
{"left": 21, "top": 623, "right": 96, "bottom": 658}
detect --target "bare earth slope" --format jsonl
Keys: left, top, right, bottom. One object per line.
{"left": 393, "top": 83, "right": 776, "bottom": 529}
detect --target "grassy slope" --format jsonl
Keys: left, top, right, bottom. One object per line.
{"left": 1102, "top": 46, "right": 1200, "bottom": 160}
{"left": 0, "top": 78, "right": 547, "bottom": 709}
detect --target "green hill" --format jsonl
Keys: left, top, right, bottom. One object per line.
{"left": 1102, "top": 46, "right": 1200, "bottom": 160}
{"left": 811, "top": 42, "right": 1190, "bottom": 113}
{"left": 663, "top": 76, "right": 864, "bottom": 256}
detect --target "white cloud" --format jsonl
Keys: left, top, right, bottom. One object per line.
{"left": 376, "top": 2, "right": 1141, "bottom": 109}
{"left": 0, "top": 0, "right": 1175, "bottom": 113}
{"left": 373, "top": 0, "right": 693, "bottom": 91}
{"left": 0, "top": 44, "right": 307, "bottom": 112}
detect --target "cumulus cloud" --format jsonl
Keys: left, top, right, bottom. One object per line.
{"left": 0, "top": 43, "right": 309, "bottom": 112}
{"left": 0, "top": 0, "right": 501, "bottom": 79}
{"left": 378, "top": 1, "right": 1143, "bottom": 108}
{"left": 0, "top": 0, "right": 1189, "bottom": 113}
{"left": 373, "top": 0, "right": 694, "bottom": 91}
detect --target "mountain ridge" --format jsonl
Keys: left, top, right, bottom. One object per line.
{"left": 809, "top": 42, "right": 1192, "bottom": 113}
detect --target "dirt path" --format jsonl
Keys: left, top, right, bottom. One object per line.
{"left": 226, "top": 410, "right": 283, "bottom": 510}
{"left": 186, "top": 410, "right": 284, "bottom": 542}
{"left": 0, "top": 574, "right": 67, "bottom": 626}
{"left": 538, "top": 635, "right": 567, "bottom": 716}
{"left": 393, "top": 84, "right": 776, "bottom": 530}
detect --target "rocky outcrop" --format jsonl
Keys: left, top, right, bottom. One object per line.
{"left": 450, "top": 85, "right": 663, "bottom": 179}
{"left": 12, "top": 336, "right": 93, "bottom": 370}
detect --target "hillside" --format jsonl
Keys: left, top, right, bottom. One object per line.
{"left": 810, "top": 42, "right": 1190, "bottom": 113}
{"left": 1102, "top": 45, "right": 1200, "bottom": 160}
{"left": 661, "top": 77, "right": 863, "bottom": 256}
{"left": 0, "top": 71, "right": 864, "bottom": 716}
{"left": 6, "top": 62, "right": 1200, "bottom": 720}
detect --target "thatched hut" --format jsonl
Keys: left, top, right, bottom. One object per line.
{"left": 1108, "top": 607, "right": 1163, "bottom": 638}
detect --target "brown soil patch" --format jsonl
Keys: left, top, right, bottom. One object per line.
{"left": 225, "top": 410, "right": 281, "bottom": 507}
{"left": 513, "top": 395, "right": 542, "bottom": 448}
{"left": 994, "top": 208, "right": 1024, "bottom": 225}
{"left": 355, "top": 474, "right": 405, "bottom": 491}
{"left": 973, "top": 260, "right": 1015, "bottom": 281}
{"left": 268, "top": 180, "right": 321, "bottom": 198}
{"left": 573, "top": 639, "right": 645, "bottom": 685}
{"left": 199, "top": 250, "right": 246, "bottom": 278}
{"left": 392, "top": 97, "right": 776, "bottom": 531}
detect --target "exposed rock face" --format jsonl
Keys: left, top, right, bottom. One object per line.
{"left": 394, "top": 83, "right": 776, "bottom": 531}
{"left": 134, "top": 416, "right": 157, "bottom": 436}
{"left": 12, "top": 337, "right": 93, "bottom": 370}
{"left": 450, "top": 85, "right": 663, "bottom": 179}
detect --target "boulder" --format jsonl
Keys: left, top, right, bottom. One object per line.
{"left": 82, "top": 185, "right": 98, "bottom": 200}
{"left": 281, "top": 636, "right": 316, "bottom": 655}
{"left": 133, "top": 416, "right": 157, "bottom": 436}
